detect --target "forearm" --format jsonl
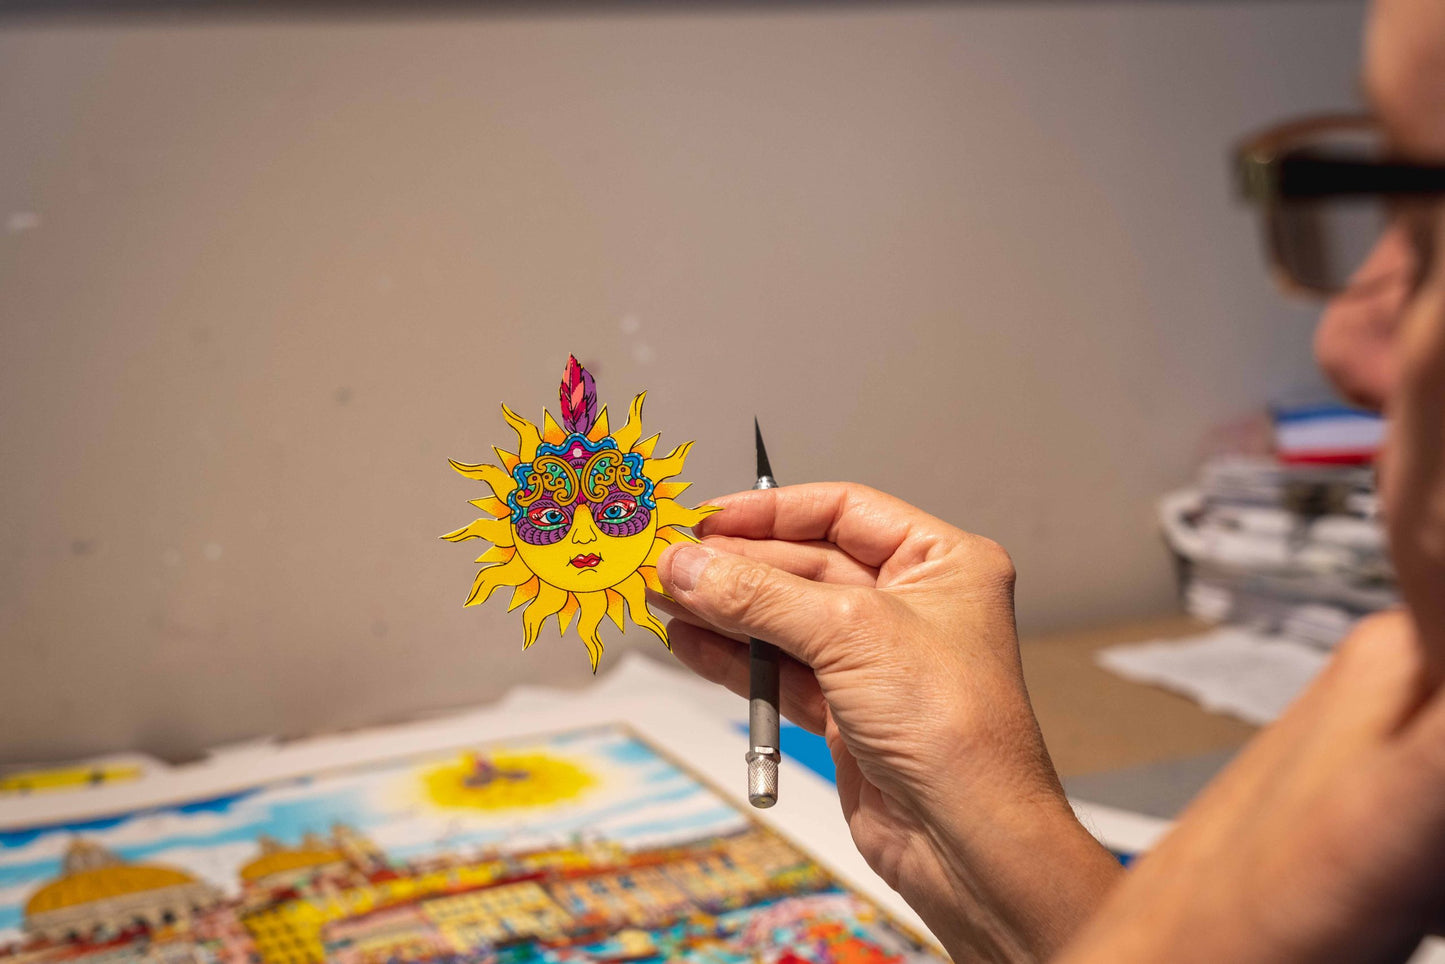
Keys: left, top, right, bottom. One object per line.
{"left": 903, "top": 795, "right": 1124, "bottom": 962}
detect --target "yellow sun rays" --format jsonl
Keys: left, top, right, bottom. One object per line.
{"left": 421, "top": 751, "right": 596, "bottom": 812}
{"left": 443, "top": 392, "right": 719, "bottom": 671}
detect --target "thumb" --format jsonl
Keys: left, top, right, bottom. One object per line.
{"left": 658, "top": 543, "right": 862, "bottom": 667}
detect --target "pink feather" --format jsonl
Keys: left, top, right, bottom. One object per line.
{"left": 559, "top": 355, "right": 599, "bottom": 435}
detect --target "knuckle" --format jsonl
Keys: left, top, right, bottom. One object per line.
{"left": 968, "top": 536, "right": 1017, "bottom": 589}
{"left": 836, "top": 480, "right": 882, "bottom": 502}
{"left": 824, "top": 481, "right": 886, "bottom": 521}
{"left": 712, "top": 561, "right": 769, "bottom": 627}
{"left": 821, "top": 588, "right": 873, "bottom": 628}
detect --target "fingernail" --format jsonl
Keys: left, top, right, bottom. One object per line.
{"left": 668, "top": 545, "right": 713, "bottom": 594}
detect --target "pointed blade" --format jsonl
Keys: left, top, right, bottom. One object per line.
{"left": 754, "top": 417, "right": 775, "bottom": 483}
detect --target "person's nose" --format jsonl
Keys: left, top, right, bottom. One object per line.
{"left": 570, "top": 505, "right": 600, "bottom": 544}
{"left": 1314, "top": 227, "right": 1412, "bottom": 411}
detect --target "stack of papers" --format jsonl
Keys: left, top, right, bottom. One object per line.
{"left": 1160, "top": 456, "right": 1397, "bottom": 647}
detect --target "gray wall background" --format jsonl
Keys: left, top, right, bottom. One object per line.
{"left": 1, "top": 1, "right": 1360, "bottom": 762}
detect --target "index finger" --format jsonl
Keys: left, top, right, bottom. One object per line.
{"left": 695, "top": 482, "right": 952, "bottom": 570}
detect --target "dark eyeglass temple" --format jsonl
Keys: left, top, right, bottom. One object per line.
{"left": 1239, "top": 152, "right": 1445, "bottom": 203}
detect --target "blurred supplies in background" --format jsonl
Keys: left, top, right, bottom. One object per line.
{"left": 1097, "top": 405, "right": 1393, "bottom": 724}
{"left": 1163, "top": 455, "right": 1393, "bottom": 640}
{"left": 1272, "top": 401, "right": 1387, "bottom": 465}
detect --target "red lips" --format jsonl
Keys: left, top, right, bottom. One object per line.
{"left": 570, "top": 554, "right": 602, "bottom": 569}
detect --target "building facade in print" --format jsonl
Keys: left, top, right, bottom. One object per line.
{"left": 546, "top": 863, "right": 692, "bottom": 929}
{"left": 320, "top": 906, "right": 453, "bottom": 964}
{"left": 23, "top": 841, "right": 221, "bottom": 944}
{"left": 418, "top": 881, "right": 572, "bottom": 947}
{"left": 189, "top": 904, "right": 261, "bottom": 964}
{"left": 3, "top": 825, "right": 923, "bottom": 964}
{"left": 239, "top": 833, "right": 349, "bottom": 894}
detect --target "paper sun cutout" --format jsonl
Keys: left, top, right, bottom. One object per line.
{"left": 444, "top": 356, "right": 719, "bottom": 671}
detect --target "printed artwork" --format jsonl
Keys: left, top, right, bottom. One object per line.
{"left": 0, "top": 725, "right": 946, "bottom": 964}
{"left": 444, "top": 357, "right": 718, "bottom": 670}
{"left": 0, "top": 764, "right": 144, "bottom": 798}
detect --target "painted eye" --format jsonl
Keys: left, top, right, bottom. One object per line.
{"left": 600, "top": 498, "right": 637, "bottom": 523}
{"left": 527, "top": 506, "right": 570, "bottom": 530}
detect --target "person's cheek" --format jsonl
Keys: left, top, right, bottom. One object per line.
{"left": 1378, "top": 262, "right": 1445, "bottom": 670}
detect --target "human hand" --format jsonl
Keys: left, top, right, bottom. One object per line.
{"left": 654, "top": 483, "right": 1121, "bottom": 962}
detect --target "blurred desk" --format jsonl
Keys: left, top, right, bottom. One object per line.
{"left": 1021, "top": 616, "right": 1259, "bottom": 782}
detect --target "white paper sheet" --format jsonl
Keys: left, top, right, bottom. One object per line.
{"left": 1096, "top": 627, "right": 1330, "bottom": 725}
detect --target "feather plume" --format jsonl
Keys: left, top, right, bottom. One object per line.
{"left": 559, "top": 354, "right": 599, "bottom": 435}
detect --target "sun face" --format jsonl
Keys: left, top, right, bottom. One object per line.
{"left": 443, "top": 359, "right": 717, "bottom": 671}
{"left": 509, "top": 434, "right": 661, "bottom": 594}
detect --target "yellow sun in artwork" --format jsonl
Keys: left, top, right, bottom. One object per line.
{"left": 422, "top": 751, "right": 596, "bottom": 811}
{"left": 443, "top": 357, "right": 718, "bottom": 670}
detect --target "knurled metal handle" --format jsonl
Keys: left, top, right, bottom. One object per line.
{"left": 746, "top": 747, "right": 779, "bottom": 808}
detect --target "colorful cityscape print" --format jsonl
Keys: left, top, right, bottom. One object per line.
{"left": 0, "top": 725, "right": 944, "bottom": 964}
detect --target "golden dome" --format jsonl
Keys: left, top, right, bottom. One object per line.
{"left": 239, "top": 846, "right": 343, "bottom": 882}
{"left": 26, "top": 864, "right": 200, "bottom": 916}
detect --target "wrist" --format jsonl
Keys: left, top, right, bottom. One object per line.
{"left": 916, "top": 793, "right": 1123, "bottom": 961}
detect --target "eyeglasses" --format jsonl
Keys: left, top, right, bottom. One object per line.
{"left": 1234, "top": 114, "right": 1445, "bottom": 296}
